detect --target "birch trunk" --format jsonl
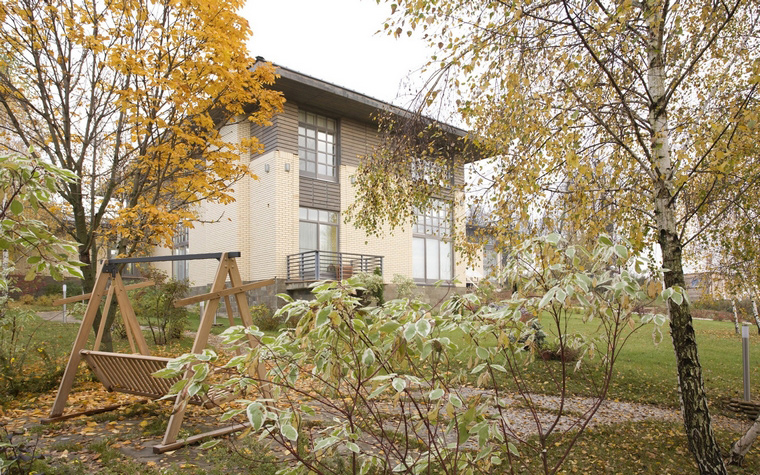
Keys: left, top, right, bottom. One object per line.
{"left": 752, "top": 297, "right": 760, "bottom": 336}
{"left": 647, "top": 2, "right": 726, "bottom": 471}
{"left": 733, "top": 299, "right": 740, "bottom": 335}
{"left": 728, "top": 411, "right": 760, "bottom": 466}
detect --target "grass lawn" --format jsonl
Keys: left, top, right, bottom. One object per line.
{"left": 545, "top": 315, "right": 760, "bottom": 409}
{"left": 444, "top": 312, "right": 759, "bottom": 410}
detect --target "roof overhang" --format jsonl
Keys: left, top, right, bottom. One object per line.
{"left": 253, "top": 59, "right": 482, "bottom": 161}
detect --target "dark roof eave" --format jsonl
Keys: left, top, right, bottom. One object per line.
{"left": 256, "top": 61, "right": 468, "bottom": 136}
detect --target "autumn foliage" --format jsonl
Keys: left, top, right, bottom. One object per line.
{"left": 0, "top": 0, "right": 284, "bottom": 284}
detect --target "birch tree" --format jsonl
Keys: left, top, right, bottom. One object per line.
{"left": 350, "top": 0, "right": 760, "bottom": 473}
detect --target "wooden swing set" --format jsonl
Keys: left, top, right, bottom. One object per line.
{"left": 45, "top": 252, "right": 273, "bottom": 453}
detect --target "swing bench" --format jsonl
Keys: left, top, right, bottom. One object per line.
{"left": 44, "top": 252, "right": 273, "bottom": 453}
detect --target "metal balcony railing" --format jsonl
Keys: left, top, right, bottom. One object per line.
{"left": 286, "top": 251, "right": 383, "bottom": 282}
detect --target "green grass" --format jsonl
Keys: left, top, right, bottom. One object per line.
{"left": 442, "top": 314, "right": 759, "bottom": 410}
{"left": 561, "top": 316, "right": 759, "bottom": 408}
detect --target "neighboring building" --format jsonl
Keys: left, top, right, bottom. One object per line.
{"left": 684, "top": 272, "right": 728, "bottom": 302}
{"left": 154, "top": 63, "right": 474, "bottom": 307}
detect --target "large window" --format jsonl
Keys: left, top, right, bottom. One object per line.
{"left": 299, "top": 111, "right": 337, "bottom": 181}
{"left": 413, "top": 200, "right": 453, "bottom": 283}
{"left": 299, "top": 207, "right": 339, "bottom": 253}
{"left": 172, "top": 225, "right": 189, "bottom": 282}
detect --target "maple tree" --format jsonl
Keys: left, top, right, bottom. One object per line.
{"left": 0, "top": 0, "right": 283, "bottom": 302}
{"left": 349, "top": 0, "right": 760, "bottom": 473}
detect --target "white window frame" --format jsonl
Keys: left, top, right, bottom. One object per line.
{"left": 299, "top": 207, "right": 339, "bottom": 253}
{"left": 298, "top": 110, "right": 338, "bottom": 181}
{"left": 172, "top": 225, "right": 189, "bottom": 282}
{"left": 413, "top": 200, "right": 453, "bottom": 284}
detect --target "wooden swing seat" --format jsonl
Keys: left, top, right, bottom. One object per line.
{"left": 47, "top": 252, "right": 271, "bottom": 453}
{"left": 80, "top": 350, "right": 235, "bottom": 408}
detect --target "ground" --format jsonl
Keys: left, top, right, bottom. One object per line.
{"left": 1, "top": 381, "right": 756, "bottom": 474}
{"left": 2, "top": 310, "right": 759, "bottom": 474}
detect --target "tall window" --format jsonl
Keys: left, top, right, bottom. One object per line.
{"left": 172, "top": 225, "right": 189, "bottom": 282}
{"left": 413, "top": 200, "right": 453, "bottom": 283}
{"left": 299, "top": 110, "right": 337, "bottom": 181}
{"left": 299, "top": 207, "right": 339, "bottom": 253}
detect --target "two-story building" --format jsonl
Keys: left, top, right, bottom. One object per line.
{"left": 155, "top": 62, "right": 472, "bottom": 308}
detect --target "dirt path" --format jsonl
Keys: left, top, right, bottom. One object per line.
{"left": 37, "top": 310, "right": 79, "bottom": 324}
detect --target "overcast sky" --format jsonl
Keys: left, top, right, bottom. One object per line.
{"left": 241, "top": 0, "right": 431, "bottom": 107}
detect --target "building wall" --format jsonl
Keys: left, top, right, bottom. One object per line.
{"left": 339, "top": 164, "right": 413, "bottom": 282}
{"left": 270, "top": 151, "right": 299, "bottom": 280}
{"left": 155, "top": 100, "right": 468, "bottom": 296}
{"left": 179, "top": 120, "right": 245, "bottom": 286}
{"left": 250, "top": 101, "right": 299, "bottom": 157}
{"left": 340, "top": 116, "right": 379, "bottom": 169}
{"left": 452, "top": 190, "right": 469, "bottom": 287}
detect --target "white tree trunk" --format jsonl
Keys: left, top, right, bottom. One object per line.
{"left": 733, "top": 299, "right": 740, "bottom": 334}
{"left": 646, "top": 3, "right": 726, "bottom": 472}
{"left": 753, "top": 297, "right": 760, "bottom": 336}
{"left": 728, "top": 411, "right": 760, "bottom": 466}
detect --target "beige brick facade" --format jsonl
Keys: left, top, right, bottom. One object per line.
{"left": 339, "top": 165, "right": 413, "bottom": 282}
{"left": 152, "top": 68, "right": 471, "bottom": 292}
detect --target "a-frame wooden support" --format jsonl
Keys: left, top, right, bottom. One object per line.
{"left": 45, "top": 252, "right": 272, "bottom": 454}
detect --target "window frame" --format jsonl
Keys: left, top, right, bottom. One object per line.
{"left": 172, "top": 225, "right": 189, "bottom": 282}
{"left": 299, "top": 207, "right": 340, "bottom": 254}
{"left": 298, "top": 110, "right": 339, "bottom": 182}
{"left": 412, "top": 200, "right": 454, "bottom": 284}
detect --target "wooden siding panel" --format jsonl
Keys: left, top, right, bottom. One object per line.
{"left": 340, "top": 118, "right": 380, "bottom": 168}
{"left": 277, "top": 102, "right": 299, "bottom": 155}
{"left": 300, "top": 178, "right": 341, "bottom": 212}
{"left": 250, "top": 122, "right": 277, "bottom": 157}
{"left": 249, "top": 102, "right": 298, "bottom": 158}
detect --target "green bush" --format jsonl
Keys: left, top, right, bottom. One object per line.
{"left": 351, "top": 271, "right": 385, "bottom": 306}
{"left": 34, "top": 294, "right": 61, "bottom": 307}
{"left": 132, "top": 269, "right": 189, "bottom": 345}
{"left": 172, "top": 234, "right": 668, "bottom": 475}
{"left": 692, "top": 296, "right": 756, "bottom": 316}
{"left": 0, "top": 300, "right": 66, "bottom": 401}
{"left": 0, "top": 426, "right": 46, "bottom": 474}
{"left": 43, "top": 280, "right": 83, "bottom": 297}
{"left": 250, "top": 303, "right": 278, "bottom": 331}
{"left": 391, "top": 273, "right": 420, "bottom": 300}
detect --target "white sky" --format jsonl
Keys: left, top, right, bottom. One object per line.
{"left": 241, "top": 0, "right": 431, "bottom": 107}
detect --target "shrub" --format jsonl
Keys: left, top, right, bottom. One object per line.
{"left": 540, "top": 342, "right": 580, "bottom": 362}
{"left": 132, "top": 269, "right": 189, "bottom": 345}
{"left": 0, "top": 300, "right": 66, "bottom": 400}
{"left": 0, "top": 426, "right": 45, "bottom": 474}
{"left": 164, "top": 234, "right": 670, "bottom": 475}
{"left": 391, "top": 273, "right": 420, "bottom": 300}
{"left": 250, "top": 304, "right": 278, "bottom": 331}
{"left": 33, "top": 294, "right": 61, "bottom": 307}
{"left": 350, "top": 271, "right": 385, "bottom": 306}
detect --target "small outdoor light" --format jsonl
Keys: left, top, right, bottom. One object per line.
{"left": 284, "top": 163, "right": 291, "bottom": 172}
{"left": 743, "top": 323, "right": 751, "bottom": 401}
{"left": 264, "top": 164, "right": 270, "bottom": 173}
{"left": 350, "top": 176, "right": 356, "bottom": 184}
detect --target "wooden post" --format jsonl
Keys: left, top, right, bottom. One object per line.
{"left": 49, "top": 262, "right": 111, "bottom": 418}
{"left": 112, "top": 273, "right": 150, "bottom": 355}
{"left": 93, "top": 285, "right": 116, "bottom": 352}
{"left": 162, "top": 254, "right": 230, "bottom": 446}
{"left": 227, "top": 259, "right": 271, "bottom": 399}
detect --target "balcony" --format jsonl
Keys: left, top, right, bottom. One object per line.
{"left": 286, "top": 251, "right": 383, "bottom": 283}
